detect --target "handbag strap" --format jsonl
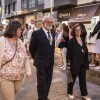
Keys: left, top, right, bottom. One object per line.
{"left": 1, "top": 39, "right": 17, "bottom": 67}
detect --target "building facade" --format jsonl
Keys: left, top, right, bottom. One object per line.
{"left": 1, "top": 0, "right": 5, "bottom": 20}
{"left": 1, "top": 0, "right": 100, "bottom": 29}
{"left": 1, "top": 0, "right": 76, "bottom": 25}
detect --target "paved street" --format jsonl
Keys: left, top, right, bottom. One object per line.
{"left": 0, "top": 0, "right": 100, "bottom": 100}
{"left": 0, "top": 50, "right": 100, "bottom": 100}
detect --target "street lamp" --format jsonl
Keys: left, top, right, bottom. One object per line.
{"left": 50, "top": 0, "right": 53, "bottom": 17}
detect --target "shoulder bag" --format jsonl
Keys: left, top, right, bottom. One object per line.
{"left": 1, "top": 40, "right": 17, "bottom": 67}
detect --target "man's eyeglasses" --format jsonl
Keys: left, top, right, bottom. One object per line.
{"left": 45, "top": 21, "right": 53, "bottom": 24}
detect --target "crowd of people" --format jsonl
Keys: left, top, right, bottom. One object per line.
{"left": 0, "top": 16, "right": 100, "bottom": 100}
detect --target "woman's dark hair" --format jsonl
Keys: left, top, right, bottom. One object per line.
{"left": 79, "top": 23, "right": 87, "bottom": 34}
{"left": 63, "top": 25, "right": 69, "bottom": 37}
{"left": 79, "top": 23, "right": 87, "bottom": 41}
{"left": 4, "top": 20, "right": 21, "bottom": 38}
{"left": 25, "top": 24, "right": 28, "bottom": 29}
{"left": 71, "top": 23, "right": 82, "bottom": 37}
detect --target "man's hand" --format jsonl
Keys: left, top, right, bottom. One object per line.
{"left": 26, "top": 74, "right": 31, "bottom": 80}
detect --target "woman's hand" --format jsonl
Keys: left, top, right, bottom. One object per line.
{"left": 26, "top": 74, "right": 31, "bottom": 80}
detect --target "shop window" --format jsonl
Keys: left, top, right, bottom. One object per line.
{"left": 8, "top": 4, "right": 10, "bottom": 14}
{"left": 22, "top": 0, "right": 27, "bottom": 9}
{"left": 10, "top": 4, "right": 13, "bottom": 13}
{"left": 38, "top": 0, "right": 44, "bottom": 4}
{"left": 13, "top": 1, "right": 17, "bottom": 11}
{"left": 29, "top": 0, "right": 35, "bottom": 8}
{"left": 5, "top": 6, "right": 7, "bottom": 14}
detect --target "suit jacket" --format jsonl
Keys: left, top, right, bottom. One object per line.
{"left": 67, "top": 37, "right": 89, "bottom": 75}
{"left": 29, "top": 28, "right": 55, "bottom": 67}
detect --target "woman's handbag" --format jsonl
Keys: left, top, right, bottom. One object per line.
{"left": 1, "top": 40, "right": 17, "bottom": 67}
{"left": 66, "top": 69, "right": 73, "bottom": 84}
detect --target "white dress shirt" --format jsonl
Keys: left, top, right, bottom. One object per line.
{"left": 42, "top": 27, "right": 53, "bottom": 45}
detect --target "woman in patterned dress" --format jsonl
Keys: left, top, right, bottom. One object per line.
{"left": 0, "top": 20, "right": 31, "bottom": 100}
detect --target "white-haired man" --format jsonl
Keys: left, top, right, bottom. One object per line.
{"left": 29, "top": 16, "right": 55, "bottom": 100}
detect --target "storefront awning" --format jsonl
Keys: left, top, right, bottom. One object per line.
{"left": 68, "top": 5, "right": 99, "bottom": 23}
{"left": 95, "top": 6, "right": 100, "bottom": 16}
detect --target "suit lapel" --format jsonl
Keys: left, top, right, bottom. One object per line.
{"left": 40, "top": 28, "right": 50, "bottom": 45}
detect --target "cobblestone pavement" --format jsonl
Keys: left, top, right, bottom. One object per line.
{"left": 0, "top": 49, "right": 100, "bottom": 100}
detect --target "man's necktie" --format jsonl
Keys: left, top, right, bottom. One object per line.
{"left": 47, "top": 31, "right": 51, "bottom": 43}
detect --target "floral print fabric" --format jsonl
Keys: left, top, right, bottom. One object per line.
{"left": 0, "top": 38, "right": 26, "bottom": 80}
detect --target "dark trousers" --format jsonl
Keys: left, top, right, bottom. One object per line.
{"left": 36, "top": 65, "right": 53, "bottom": 100}
{"left": 67, "top": 66, "right": 88, "bottom": 96}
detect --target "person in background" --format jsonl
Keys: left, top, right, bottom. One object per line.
{"left": 90, "top": 21, "right": 100, "bottom": 70}
{"left": 88, "top": 31, "right": 96, "bottom": 67}
{"left": 29, "top": 16, "right": 55, "bottom": 100}
{"left": 27, "top": 25, "right": 35, "bottom": 42}
{"left": 0, "top": 21, "right": 31, "bottom": 100}
{"left": 55, "top": 28, "right": 60, "bottom": 47}
{"left": 26, "top": 25, "right": 36, "bottom": 56}
{"left": 57, "top": 23, "right": 66, "bottom": 44}
{"left": 66, "top": 23, "right": 91, "bottom": 100}
{"left": 57, "top": 23, "right": 67, "bottom": 67}
{"left": 22, "top": 24, "right": 28, "bottom": 43}
{"left": 22, "top": 24, "right": 29, "bottom": 55}
{"left": 58, "top": 25, "right": 69, "bottom": 70}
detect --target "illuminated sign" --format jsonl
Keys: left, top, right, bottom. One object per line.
{"left": 76, "top": 13, "right": 86, "bottom": 19}
{"left": 58, "top": 13, "right": 70, "bottom": 18}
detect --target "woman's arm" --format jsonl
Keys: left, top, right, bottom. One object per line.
{"left": 25, "top": 56, "right": 31, "bottom": 80}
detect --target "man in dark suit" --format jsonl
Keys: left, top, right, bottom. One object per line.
{"left": 29, "top": 16, "right": 55, "bottom": 100}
